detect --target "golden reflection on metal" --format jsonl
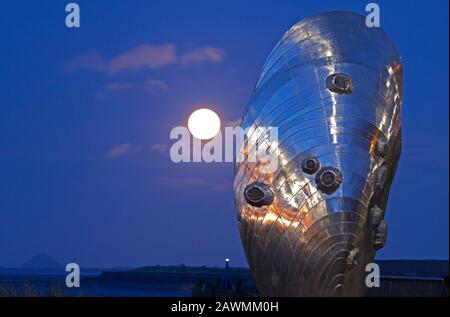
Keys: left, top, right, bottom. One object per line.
{"left": 234, "top": 11, "right": 402, "bottom": 297}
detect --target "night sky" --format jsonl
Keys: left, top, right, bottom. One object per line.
{"left": 0, "top": 0, "right": 448, "bottom": 268}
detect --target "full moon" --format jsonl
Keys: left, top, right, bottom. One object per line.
{"left": 188, "top": 108, "right": 221, "bottom": 140}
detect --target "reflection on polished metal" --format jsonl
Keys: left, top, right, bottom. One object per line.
{"left": 234, "top": 11, "right": 402, "bottom": 296}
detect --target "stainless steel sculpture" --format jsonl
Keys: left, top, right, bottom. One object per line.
{"left": 234, "top": 11, "right": 402, "bottom": 296}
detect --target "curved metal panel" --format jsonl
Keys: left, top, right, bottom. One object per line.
{"left": 234, "top": 11, "right": 402, "bottom": 297}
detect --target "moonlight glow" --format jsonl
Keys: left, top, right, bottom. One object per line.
{"left": 188, "top": 108, "right": 221, "bottom": 140}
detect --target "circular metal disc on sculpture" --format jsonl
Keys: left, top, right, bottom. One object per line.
{"left": 301, "top": 156, "right": 321, "bottom": 174}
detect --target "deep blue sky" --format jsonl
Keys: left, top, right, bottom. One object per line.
{"left": 0, "top": 0, "right": 448, "bottom": 268}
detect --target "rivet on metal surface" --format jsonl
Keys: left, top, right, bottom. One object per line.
{"left": 376, "top": 139, "right": 390, "bottom": 157}
{"left": 326, "top": 73, "right": 353, "bottom": 94}
{"left": 244, "top": 182, "right": 274, "bottom": 207}
{"left": 346, "top": 248, "right": 360, "bottom": 269}
{"left": 315, "top": 166, "right": 343, "bottom": 194}
{"left": 369, "top": 206, "right": 383, "bottom": 229}
{"left": 301, "top": 156, "right": 320, "bottom": 174}
{"left": 373, "top": 220, "right": 388, "bottom": 250}
{"left": 376, "top": 165, "right": 388, "bottom": 190}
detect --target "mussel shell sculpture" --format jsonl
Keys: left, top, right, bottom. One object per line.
{"left": 234, "top": 11, "right": 402, "bottom": 296}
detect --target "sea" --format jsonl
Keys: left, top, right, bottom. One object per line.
{"left": 0, "top": 268, "right": 193, "bottom": 297}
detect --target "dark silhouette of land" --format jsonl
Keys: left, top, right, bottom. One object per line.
{"left": 21, "top": 253, "right": 63, "bottom": 269}
{"left": 84, "top": 260, "right": 448, "bottom": 297}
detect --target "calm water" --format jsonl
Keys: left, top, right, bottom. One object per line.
{"left": 0, "top": 269, "right": 192, "bottom": 297}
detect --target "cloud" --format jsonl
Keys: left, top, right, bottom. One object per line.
{"left": 65, "top": 50, "right": 105, "bottom": 72}
{"left": 108, "top": 44, "right": 177, "bottom": 74}
{"left": 104, "top": 82, "right": 134, "bottom": 91}
{"left": 67, "top": 44, "right": 177, "bottom": 74}
{"left": 104, "top": 143, "right": 142, "bottom": 159}
{"left": 146, "top": 79, "right": 168, "bottom": 95}
{"left": 104, "top": 143, "right": 131, "bottom": 159}
{"left": 97, "top": 79, "right": 168, "bottom": 99}
{"left": 151, "top": 143, "right": 169, "bottom": 153}
{"left": 96, "top": 82, "right": 134, "bottom": 99}
{"left": 67, "top": 44, "right": 225, "bottom": 74}
{"left": 180, "top": 46, "right": 225, "bottom": 66}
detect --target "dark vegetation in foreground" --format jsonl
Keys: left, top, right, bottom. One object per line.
{"left": 0, "top": 283, "right": 68, "bottom": 297}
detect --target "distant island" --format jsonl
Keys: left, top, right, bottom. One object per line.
{"left": 22, "top": 253, "right": 63, "bottom": 269}
{"left": 86, "top": 260, "right": 450, "bottom": 284}
{"left": 91, "top": 260, "right": 449, "bottom": 280}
